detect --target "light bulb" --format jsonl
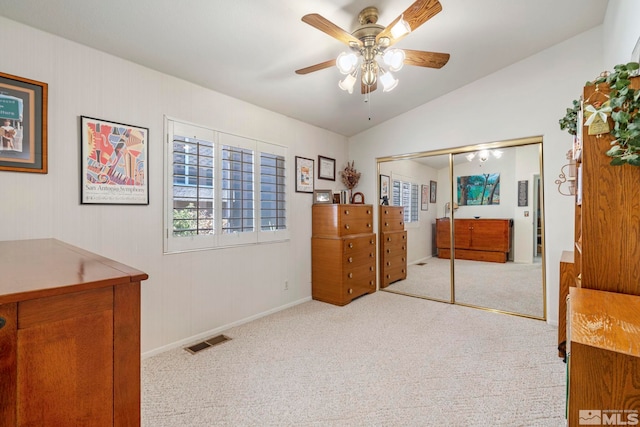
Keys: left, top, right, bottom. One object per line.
{"left": 379, "top": 69, "right": 398, "bottom": 92}
{"left": 390, "top": 16, "right": 411, "bottom": 39}
{"left": 338, "top": 72, "right": 357, "bottom": 94}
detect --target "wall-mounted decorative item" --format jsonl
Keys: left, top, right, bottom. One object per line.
{"left": 430, "top": 180, "right": 437, "bottom": 203}
{"left": 517, "top": 180, "right": 529, "bottom": 207}
{"left": 318, "top": 155, "right": 335, "bottom": 181}
{"left": 457, "top": 173, "right": 500, "bottom": 206}
{"left": 0, "top": 72, "right": 48, "bottom": 173}
{"left": 340, "top": 161, "right": 360, "bottom": 190}
{"left": 313, "top": 189, "right": 333, "bottom": 204}
{"left": 295, "top": 156, "right": 314, "bottom": 193}
{"left": 380, "top": 174, "right": 390, "bottom": 201}
{"left": 80, "top": 116, "right": 149, "bottom": 205}
{"left": 421, "top": 184, "right": 429, "bottom": 211}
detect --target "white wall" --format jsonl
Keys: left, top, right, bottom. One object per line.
{"left": 348, "top": 26, "right": 606, "bottom": 326}
{"left": 0, "top": 16, "right": 350, "bottom": 356}
{"left": 603, "top": 0, "right": 640, "bottom": 65}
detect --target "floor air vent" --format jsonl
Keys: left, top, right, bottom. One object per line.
{"left": 185, "top": 334, "right": 231, "bottom": 354}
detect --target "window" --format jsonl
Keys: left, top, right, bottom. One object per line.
{"left": 392, "top": 179, "right": 419, "bottom": 223}
{"left": 164, "top": 119, "right": 288, "bottom": 253}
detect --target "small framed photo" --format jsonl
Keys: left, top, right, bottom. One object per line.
{"left": 430, "top": 180, "right": 437, "bottom": 203}
{"left": 81, "top": 116, "right": 149, "bottom": 205}
{"left": 0, "top": 72, "right": 48, "bottom": 173}
{"left": 421, "top": 184, "right": 429, "bottom": 211}
{"left": 313, "top": 189, "right": 333, "bottom": 204}
{"left": 295, "top": 156, "right": 314, "bottom": 193}
{"left": 318, "top": 155, "right": 335, "bottom": 181}
{"left": 380, "top": 174, "right": 390, "bottom": 201}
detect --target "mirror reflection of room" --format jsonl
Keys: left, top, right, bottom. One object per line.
{"left": 378, "top": 141, "right": 544, "bottom": 319}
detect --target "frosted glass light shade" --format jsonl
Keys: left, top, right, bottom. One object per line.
{"left": 336, "top": 52, "right": 358, "bottom": 75}
{"left": 338, "top": 72, "right": 357, "bottom": 94}
{"left": 390, "top": 16, "right": 411, "bottom": 39}
{"left": 382, "top": 49, "right": 405, "bottom": 72}
{"left": 379, "top": 70, "right": 398, "bottom": 92}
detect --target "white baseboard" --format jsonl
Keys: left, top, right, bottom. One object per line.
{"left": 142, "top": 296, "right": 312, "bottom": 359}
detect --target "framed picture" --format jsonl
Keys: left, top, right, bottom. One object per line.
{"left": 318, "top": 155, "right": 335, "bottom": 181}
{"left": 380, "top": 174, "right": 390, "bottom": 201}
{"left": 295, "top": 156, "right": 314, "bottom": 193}
{"left": 457, "top": 173, "right": 500, "bottom": 206}
{"left": 0, "top": 72, "right": 48, "bottom": 173}
{"left": 313, "top": 189, "right": 333, "bottom": 204}
{"left": 421, "top": 184, "right": 429, "bottom": 211}
{"left": 80, "top": 116, "right": 149, "bottom": 205}
{"left": 518, "top": 180, "right": 528, "bottom": 207}
{"left": 430, "top": 180, "right": 437, "bottom": 203}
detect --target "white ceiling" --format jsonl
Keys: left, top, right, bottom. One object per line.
{"left": 0, "top": 0, "right": 608, "bottom": 137}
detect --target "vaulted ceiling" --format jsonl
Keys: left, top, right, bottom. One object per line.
{"left": 0, "top": 0, "right": 608, "bottom": 136}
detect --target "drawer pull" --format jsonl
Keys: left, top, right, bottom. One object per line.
{"left": 384, "top": 210, "right": 389, "bottom": 214}
{"left": 345, "top": 224, "right": 350, "bottom": 230}
{"left": 402, "top": 235, "right": 406, "bottom": 240}
{"left": 400, "top": 222, "right": 404, "bottom": 226}
{"left": 344, "top": 210, "right": 350, "bottom": 215}
{"left": 348, "top": 288, "right": 353, "bottom": 294}
{"left": 385, "top": 222, "right": 389, "bottom": 227}
{"left": 370, "top": 280, "right": 374, "bottom": 286}
{"left": 367, "top": 223, "right": 372, "bottom": 228}
{"left": 370, "top": 266, "right": 374, "bottom": 272}
{"left": 348, "top": 257, "right": 353, "bottom": 263}
{"left": 387, "top": 237, "right": 391, "bottom": 242}
{"left": 386, "top": 274, "right": 391, "bottom": 279}
{"left": 367, "top": 210, "right": 371, "bottom": 215}
{"left": 386, "top": 249, "right": 391, "bottom": 253}
{"left": 370, "top": 252, "right": 374, "bottom": 257}
{"left": 386, "top": 261, "right": 391, "bottom": 266}
{"left": 370, "top": 239, "right": 374, "bottom": 245}
{"left": 348, "top": 243, "right": 353, "bottom": 248}
{"left": 348, "top": 272, "right": 353, "bottom": 279}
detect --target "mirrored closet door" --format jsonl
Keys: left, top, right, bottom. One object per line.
{"left": 377, "top": 137, "right": 545, "bottom": 319}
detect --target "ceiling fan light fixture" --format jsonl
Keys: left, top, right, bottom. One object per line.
{"left": 382, "top": 49, "right": 405, "bottom": 72}
{"left": 492, "top": 149, "right": 503, "bottom": 159}
{"left": 379, "top": 68, "right": 398, "bottom": 92}
{"left": 466, "top": 153, "right": 476, "bottom": 162}
{"left": 338, "top": 71, "right": 357, "bottom": 94}
{"left": 390, "top": 15, "right": 411, "bottom": 39}
{"left": 336, "top": 52, "right": 358, "bottom": 75}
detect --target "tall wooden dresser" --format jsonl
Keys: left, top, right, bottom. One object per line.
{"left": 379, "top": 206, "right": 407, "bottom": 288}
{"left": 565, "top": 77, "right": 640, "bottom": 426}
{"left": 312, "top": 204, "right": 376, "bottom": 306}
{"left": 0, "top": 239, "right": 148, "bottom": 426}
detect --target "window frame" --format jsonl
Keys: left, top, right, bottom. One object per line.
{"left": 164, "top": 117, "right": 289, "bottom": 253}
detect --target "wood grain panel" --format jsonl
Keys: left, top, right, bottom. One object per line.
{"left": 0, "top": 303, "right": 17, "bottom": 425}
{"left": 17, "top": 310, "right": 114, "bottom": 426}
{"left": 18, "top": 286, "right": 113, "bottom": 329}
{"left": 114, "top": 282, "right": 141, "bottom": 427}
{"left": 558, "top": 251, "right": 574, "bottom": 358}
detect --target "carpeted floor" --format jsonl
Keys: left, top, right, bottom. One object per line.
{"left": 142, "top": 291, "right": 566, "bottom": 426}
{"left": 385, "top": 257, "right": 544, "bottom": 317}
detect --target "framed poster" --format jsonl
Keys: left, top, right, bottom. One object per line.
{"left": 421, "top": 184, "right": 429, "bottom": 211}
{"left": 379, "top": 174, "right": 390, "bottom": 202}
{"left": 295, "top": 156, "right": 314, "bottom": 193}
{"left": 430, "top": 180, "right": 437, "bottom": 203}
{"left": 80, "top": 116, "right": 149, "bottom": 205}
{"left": 318, "top": 155, "right": 335, "bottom": 180}
{"left": 457, "top": 173, "right": 500, "bottom": 206}
{"left": 0, "top": 72, "right": 48, "bottom": 173}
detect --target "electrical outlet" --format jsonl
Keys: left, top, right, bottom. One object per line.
{"left": 284, "top": 280, "right": 289, "bottom": 291}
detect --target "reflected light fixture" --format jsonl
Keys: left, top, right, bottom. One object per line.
{"left": 466, "top": 149, "right": 503, "bottom": 163}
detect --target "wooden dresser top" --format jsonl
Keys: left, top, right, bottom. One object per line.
{"left": 0, "top": 238, "right": 148, "bottom": 304}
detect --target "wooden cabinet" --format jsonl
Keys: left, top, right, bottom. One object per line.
{"left": 564, "top": 77, "right": 640, "bottom": 426}
{"left": 379, "top": 206, "right": 407, "bottom": 288}
{"left": 557, "top": 250, "right": 574, "bottom": 359}
{"left": 567, "top": 288, "right": 640, "bottom": 426}
{"left": 436, "top": 218, "right": 512, "bottom": 263}
{"left": 0, "top": 239, "right": 148, "bottom": 427}
{"left": 312, "top": 204, "right": 376, "bottom": 305}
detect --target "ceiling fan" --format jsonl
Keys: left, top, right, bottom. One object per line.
{"left": 295, "top": 0, "right": 450, "bottom": 94}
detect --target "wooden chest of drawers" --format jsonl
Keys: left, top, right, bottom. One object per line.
{"left": 379, "top": 206, "right": 407, "bottom": 288}
{"left": 312, "top": 204, "right": 376, "bottom": 305}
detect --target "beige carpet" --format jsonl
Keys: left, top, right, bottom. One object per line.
{"left": 385, "top": 257, "right": 544, "bottom": 318}
{"left": 142, "top": 291, "right": 565, "bottom": 426}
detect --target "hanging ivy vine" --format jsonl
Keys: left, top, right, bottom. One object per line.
{"left": 559, "top": 62, "right": 640, "bottom": 166}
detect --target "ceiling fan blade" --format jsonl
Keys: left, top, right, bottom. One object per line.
{"left": 376, "top": 0, "right": 442, "bottom": 46}
{"left": 403, "top": 49, "right": 450, "bottom": 68}
{"left": 295, "top": 59, "right": 336, "bottom": 75}
{"left": 362, "top": 80, "right": 377, "bottom": 94}
{"left": 302, "top": 14, "right": 363, "bottom": 48}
